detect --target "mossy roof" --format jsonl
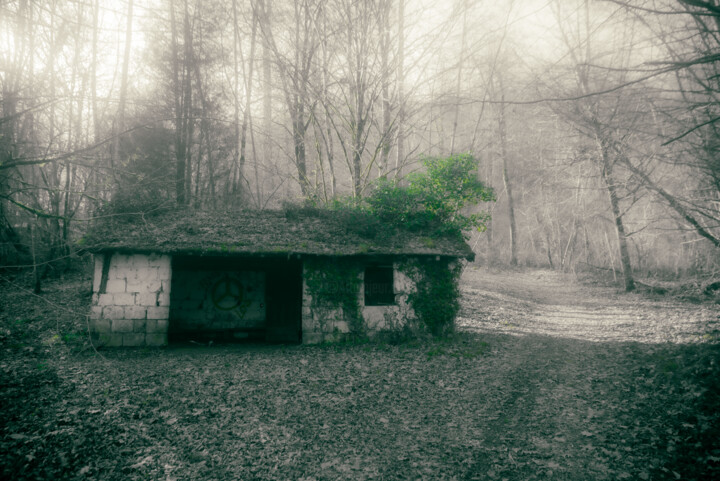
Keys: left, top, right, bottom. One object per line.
{"left": 82, "top": 209, "right": 475, "bottom": 260}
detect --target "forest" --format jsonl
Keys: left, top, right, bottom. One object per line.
{"left": 1, "top": 0, "right": 719, "bottom": 287}
{"left": 2, "top": 2, "right": 720, "bottom": 479}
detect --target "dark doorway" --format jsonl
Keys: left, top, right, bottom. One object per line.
{"left": 265, "top": 259, "right": 303, "bottom": 343}
{"left": 169, "top": 256, "right": 302, "bottom": 344}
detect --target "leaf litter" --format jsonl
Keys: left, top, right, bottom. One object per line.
{"left": 1, "top": 267, "right": 718, "bottom": 480}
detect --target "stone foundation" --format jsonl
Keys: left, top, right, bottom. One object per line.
{"left": 90, "top": 253, "right": 172, "bottom": 347}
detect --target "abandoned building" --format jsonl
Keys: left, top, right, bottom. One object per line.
{"left": 84, "top": 209, "right": 474, "bottom": 346}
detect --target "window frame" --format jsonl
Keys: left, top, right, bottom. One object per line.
{"left": 363, "top": 265, "right": 396, "bottom": 306}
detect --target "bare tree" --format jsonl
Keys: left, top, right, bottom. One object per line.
{"left": 543, "top": 0, "right": 643, "bottom": 290}
{"left": 257, "top": 0, "right": 322, "bottom": 197}
{"left": 496, "top": 74, "right": 518, "bottom": 265}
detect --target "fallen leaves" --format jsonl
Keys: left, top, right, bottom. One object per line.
{"left": 2, "top": 269, "right": 719, "bottom": 480}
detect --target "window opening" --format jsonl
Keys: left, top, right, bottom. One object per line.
{"left": 364, "top": 266, "right": 395, "bottom": 306}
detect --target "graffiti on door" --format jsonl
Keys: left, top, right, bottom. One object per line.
{"left": 171, "top": 270, "right": 266, "bottom": 330}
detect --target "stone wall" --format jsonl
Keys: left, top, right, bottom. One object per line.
{"left": 90, "top": 253, "right": 172, "bottom": 347}
{"left": 361, "top": 266, "right": 416, "bottom": 335}
{"left": 301, "top": 260, "right": 416, "bottom": 344}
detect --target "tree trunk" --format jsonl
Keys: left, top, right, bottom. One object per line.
{"left": 352, "top": 68, "right": 364, "bottom": 197}
{"left": 170, "top": 0, "right": 186, "bottom": 206}
{"left": 498, "top": 84, "right": 517, "bottom": 265}
{"left": 113, "top": 0, "right": 133, "bottom": 174}
{"left": 600, "top": 146, "right": 635, "bottom": 291}
{"left": 379, "top": 0, "right": 392, "bottom": 176}
{"left": 239, "top": 10, "right": 259, "bottom": 204}
{"left": 449, "top": 0, "right": 468, "bottom": 155}
{"left": 182, "top": 2, "right": 194, "bottom": 205}
{"left": 320, "top": 3, "right": 336, "bottom": 197}
{"left": 262, "top": 0, "right": 274, "bottom": 200}
{"left": 295, "top": 108, "right": 308, "bottom": 196}
{"left": 394, "top": 0, "right": 405, "bottom": 179}
{"left": 91, "top": 0, "right": 100, "bottom": 144}
{"left": 31, "top": 223, "right": 41, "bottom": 294}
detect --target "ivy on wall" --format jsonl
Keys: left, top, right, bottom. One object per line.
{"left": 304, "top": 258, "right": 364, "bottom": 337}
{"left": 400, "top": 257, "right": 463, "bottom": 337}
{"left": 305, "top": 256, "right": 464, "bottom": 341}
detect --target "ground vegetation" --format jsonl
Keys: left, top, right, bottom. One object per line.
{"left": 1, "top": 267, "right": 717, "bottom": 480}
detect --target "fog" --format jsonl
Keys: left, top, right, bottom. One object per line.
{"left": 1, "top": 0, "right": 718, "bottom": 282}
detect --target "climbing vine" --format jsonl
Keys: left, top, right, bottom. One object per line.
{"left": 304, "top": 258, "right": 364, "bottom": 338}
{"left": 401, "top": 257, "right": 463, "bottom": 337}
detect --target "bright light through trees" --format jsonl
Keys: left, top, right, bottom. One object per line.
{"left": 0, "top": 0, "right": 718, "bottom": 285}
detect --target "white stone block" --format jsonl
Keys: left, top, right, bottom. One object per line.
{"left": 147, "top": 306, "right": 169, "bottom": 319}
{"left": 128, "top": 266, "right": 157, "bottom": 284}
{"left": 92, "top": 318, "right": 111, "bottom": 334}
{"left": 102, "top": 333, "right": 124, "bottom": 347}
{"left": 123, "top": 333, "right": 145, "bottom": 346}
{"left": 146, "top": 333, "right": 167, "bottom": 346}
{"left": 147, "top": 253, "right": 162, "bottom": 266}
{"left": 125, "top": 305, "right": 147, "bottom": 320}
{"left": 105, "top": 279, "right": 126, "bottom": 293}
{"left": 97, "top": 293, "right": 114, "bottom": 306}
{"left": 102, "top": 306, "right": 125, "bottom": 320}
{"left": 157, "top": 292, "right": 170, "bottom": 307}
{"left": 136, "top": 292, "right": 157, "bottom": 307}
{"left": 146, "top": 319, "right": 169, "bottom": 333}
{"left": 113, "top": 254, "right": 132, "bottom": 266}
{"left": 113, "top": 293, "right": 135, "bottom": 306}
{"left": 148, "top": 267, "right": 161, "bottom": 281}
{"left": 363, "top": 306, "right": 386, "bottom": 330}
{"left": 126, "top": 279, "right": 161, "bottom": 294}
{"left": 334, "top": 320, "right": 350, "bottom": 333}
{"left": 148, "top": 279, "right": 163, "bottom": 293}
{"left": 131, "top": 254, "right": 150, "bottom": 269}
{"left": 156, "top": 262, "right": 171, "bottom": 280}
{"left": 302, "top": 315, "right": 319, "bottom": 331}
{"left": 109, "top": 263, "right": 132, "bottom": 280}
{"left": 111, "top": 319, "right": 133, "bottom": 332}
{"left": 90, "top": 306, "right": 103, "bottom": 319}
{"left": 394, "top": 269, "right": 415, "bottom": 294}
{"left": 133, "top": 319, "right": 146, "bottom": 332}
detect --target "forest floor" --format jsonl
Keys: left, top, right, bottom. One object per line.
{"left": 1, "top": 266, "right": 719, "bottom": 480}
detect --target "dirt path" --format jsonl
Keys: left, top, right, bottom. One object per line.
{"left": 460, "top": 267, "right": 718, "bottom": 344}
{"left": 455, "top": 266, "right": 719, "bottom": 480}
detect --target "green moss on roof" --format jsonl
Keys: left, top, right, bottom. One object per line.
{"left": 82, "top": 209, "right": 475, "bottom": 260}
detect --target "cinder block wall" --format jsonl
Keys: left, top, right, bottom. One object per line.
{"left": 301, "top": 261, "right": 416, "bottom": 344}
{"left": 90, "top": 253, "right": 172, "bottom": 347}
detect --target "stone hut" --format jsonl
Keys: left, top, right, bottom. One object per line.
{"left": 84, "top": 209, "right": 474, "bottom": 347}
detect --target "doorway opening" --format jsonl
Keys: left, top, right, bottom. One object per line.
{"left": 168, "top": 256, "right": 302, "bottom": 344}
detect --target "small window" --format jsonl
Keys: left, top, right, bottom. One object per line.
{"left": 364, "top": 266, "right": 395, "bottom": 306}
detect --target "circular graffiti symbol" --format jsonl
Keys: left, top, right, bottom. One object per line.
{"left": 211, "top": 276, "right": 244, "bottom": 311}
